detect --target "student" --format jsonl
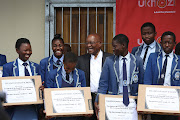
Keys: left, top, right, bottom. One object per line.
{"left": 131, "top": 22, "right": 161, "bottom": 69}
{"left": 94, "top": 34, "right": 144, "bottom": 119}
{"left": 3, "top": 38, "right": 40, "bottom": 120}
{"left": 76, "top": 33, "right": 112, "bottom": 120}
{"left": 0, "top": 54, "right": 7, "bottom": 66}
{"left": 46, "top": 52, "right": 85, "bottom": 120}
{"left": 40, "top": 34, "right": 64, "bottom": 86}
{"left": 144, "top": 31, "right": 179, "bottom": 120}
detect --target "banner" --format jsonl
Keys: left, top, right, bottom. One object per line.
{"left": 116, "top": 0, "right": 180, "bottom": 51}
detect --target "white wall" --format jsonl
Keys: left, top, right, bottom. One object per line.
{"left": 0, "top": 0, "right": 45, "bottom": 63}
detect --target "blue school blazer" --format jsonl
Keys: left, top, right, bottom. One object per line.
{"left": 95, "top": 54, "right": 144, "bottom": 102}
{"left": 0, "top": 54, "right": 7, "bottom": 66}
{"left": 45, "top": 67, "right": 86, "bottom": 88}
{"left": 144, "top": 52, "right": 180, "bottom": 86}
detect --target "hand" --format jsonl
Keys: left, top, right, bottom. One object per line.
{"left": 39, "top": 81, "right": 45, "bottom": 91}
{"left": 94, "top": 102, "right": 99, "bottom": 120}
{"left": 43, "top": 110, "right": 54, "bottom": 119}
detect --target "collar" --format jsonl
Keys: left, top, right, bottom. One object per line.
{"left": 119, "top": 52, "right": 130, "bottom": 61}
{"left": 143, "top": 40, "right": 156, "bottom": 49}
{"left": 90, "top": 50, "right": 103, "bottom": 59}
{"left": 53, "top": 54, "right": 64, "bottom": 63}
{"left": 17, "top": 58, "right": 30, "bottom": 66}
{"left": 62, "top": 64, "right": 73, "bottom": 76}
{"left": 162, "top": 50, "right": 173, "bottom": 58}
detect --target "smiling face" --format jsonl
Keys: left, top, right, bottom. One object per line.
{"left": 161, "top": 35, "right": 176, "bottom": 54}
{"left": 141, "top": 26, "right": 157, "bottom": 45}
{"left": 52, "top": 39, "right": 64, "bottom": 59}
{"left": 86, "top": 34, "right": 102, "bottom": 56}
{"left": 16, "top": 43, "right": 32, "bottom": 62}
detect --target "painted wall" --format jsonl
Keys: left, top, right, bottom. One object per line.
{"left": 0, "top": 0, "right": 45, "bottom": 63}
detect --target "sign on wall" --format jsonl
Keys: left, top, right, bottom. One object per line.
{"left": 116, "top": 0, "right": 180, "bottom": 51}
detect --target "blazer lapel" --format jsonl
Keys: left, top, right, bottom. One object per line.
{"left": 157, "top": 52, "right": 163, "bottom": 79}
{"left": 13, "top": 59, "right": 19, "bottom": 76}
{"left": 135, "top": 44, "right": 143, "bottom": 56}
{"left": 113, "top": 56, "right": 120, "bottom": 82}
{"left": 171, "top": 54, "right": 178, "bottom": 75}
{"left": 48, "top": 55, "right": 54, "bottom": 71}
{"left": 130, "top": 54, "right": 136, "bottom": 84}
{"left": 56, "top": 69, "right": 62, "bottom": 88}
{"left": 73, "top": 69, "right": 78, "bottom": 87}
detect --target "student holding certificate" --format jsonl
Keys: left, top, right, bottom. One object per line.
{"left": 46, "top": 52, "right": 86, "bottom": 120}
{"left": 144, "top": 31, "right": 180, "bottom": 120}
{"left": 94, "top": 34, "right": 144, "bottom": 119}
{"left": 3, "top": 38, "right": 40, "bottom": 120}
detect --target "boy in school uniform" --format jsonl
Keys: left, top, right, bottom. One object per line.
{"left": 3, "top": 38, "right": 40, "bottom": 120}
{"left": 144, "top": 31, "right": 180, "bottom": 120}
{"left": 94, "top": 34, "right": 144, "bottom": 119}
{"left": 45, "top": 52, "right": 86, "bottom": 120}
{"left": 131, "top": 22, "right": 161, "bottom": 69}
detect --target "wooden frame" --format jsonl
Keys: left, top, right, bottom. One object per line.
{"left": 44, "top": 87, "right": 93, "bottom": 117}
{"left": 0, "top": 75, "right": 43, "bottom": 106}
{"left": 137, "top": 84, "right": 180, "bottom": 115}
{"left": 99, "top": 94, "right": 142, "bottom": 120}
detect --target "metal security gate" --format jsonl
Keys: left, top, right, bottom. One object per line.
{"left": 45, "top": 0, "right": 116, "bottom": 57}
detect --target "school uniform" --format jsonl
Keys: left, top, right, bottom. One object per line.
{"left": 0, "top": 54, "right": 7, "bottom": 66}
{"left": 46, "top": 66, "right": 86, "bottom": 120}
{"left": 40, "top": 55, "right": 63, "bottom": 84}
{"left": 95, "top": 53, "right": 144, "bottom": 102}
{"left": 131, "top": 41, "right": 161, "bottom": 69}
{"left": 3, "top": 58, "right": 40, "bottom": 120}
{"left": 144, "top": 51, "right": 180, "bottom": 120}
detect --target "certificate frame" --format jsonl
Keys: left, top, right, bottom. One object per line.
{"left": 99, "top": 94, "right": 142, "bottom": 120}
{"left": 137, "top": 84, "right": 180, "bottom": 115}
{"left": 44, "top": 87, "right": 93, "bottom": 117}
{"left": 0, "top": 75, "right": 43, "bottom": 106}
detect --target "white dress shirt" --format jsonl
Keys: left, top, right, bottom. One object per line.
{"left": 17, "top": 58, "right": 32, "bottom": 76}
{"left": 90, "top": 50, "right": 103, "bottom": 93}
{"left": 140, "top": 41, "right": 156, "bottom": 69}
{"left": 162, "top": 51, "right": 173, "bottom": 86}
{"left": 118, "top": 52, "right": 130, "bottom": 94}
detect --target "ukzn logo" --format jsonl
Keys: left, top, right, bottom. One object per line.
{"left": 138, "top": 0, "right": 176, "bottom": 8}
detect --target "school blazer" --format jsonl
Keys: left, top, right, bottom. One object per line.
{"left": 2, "top": 59, "right": 40, "bottom": 77}
{"left": 0, "top": 54, "right": 7, "bottom": 66}
{"left": 144, "top": 52, "right": 180, "bottom": 86}
{"left": 131, "top": 41, "right": 161, "bottom": 56}
{"left": 45, "top": 67, "right": 86, "bottom": 88}
{"left": 95, "top": 54, "right": 144, "bottom": 102}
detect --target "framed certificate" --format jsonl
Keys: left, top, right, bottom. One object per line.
{"left": 99, "top": 94, "right": 142, "bottom": 120}
{"left": 44, "top": 87, "right": 93, "bottom": 117}
{"left": 137, "top": 84, "right": 180, "bottom": 115}
{"left": 0, "top": 75, "right": 43, "bottom": 106}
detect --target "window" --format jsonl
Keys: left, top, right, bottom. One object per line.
{"left": 45, "top": 0, "right": 116, "bottom": 56}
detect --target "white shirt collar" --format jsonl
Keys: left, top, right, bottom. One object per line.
{"left": 91, "top": 50, "right": 103, "bottom": 59}
{"left": 119, "top": 52, "right": 130, "bottom": 61}
{"left": 162, "top": 50, "right": 173, "bottom": 58}
{"left": 53, "top": 54, "right": 64, "bottom": 63}
{"left": 17, "top": 58, "right": 30, "bottom": 66}
{"left": 143, "top": 40, "right": 156, "bottom": 49}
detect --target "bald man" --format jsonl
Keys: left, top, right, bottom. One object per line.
{"left": 76, "top": 34, "right": 112, "bottom": 120}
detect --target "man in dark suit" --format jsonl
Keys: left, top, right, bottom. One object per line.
{"left": 76, "top": 33, "right": 112, "bottom": 120}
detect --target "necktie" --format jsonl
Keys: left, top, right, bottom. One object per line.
{"left": 56, "top": 60, "right": 61, "bottom": 65}
{"left": 66, "top": 73, "right": 69, "bottom": 81}
{"left": 158, "top": 55, "right": 169, "bottom": 85}
{"left": 122, "top": 58, "right": 129, "bottom": 106}
{"left": 22, "top": 63, "right": 30, "bottom": 76}
{"left": 143, "top": 46, "right": 149, "bottom": 64}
